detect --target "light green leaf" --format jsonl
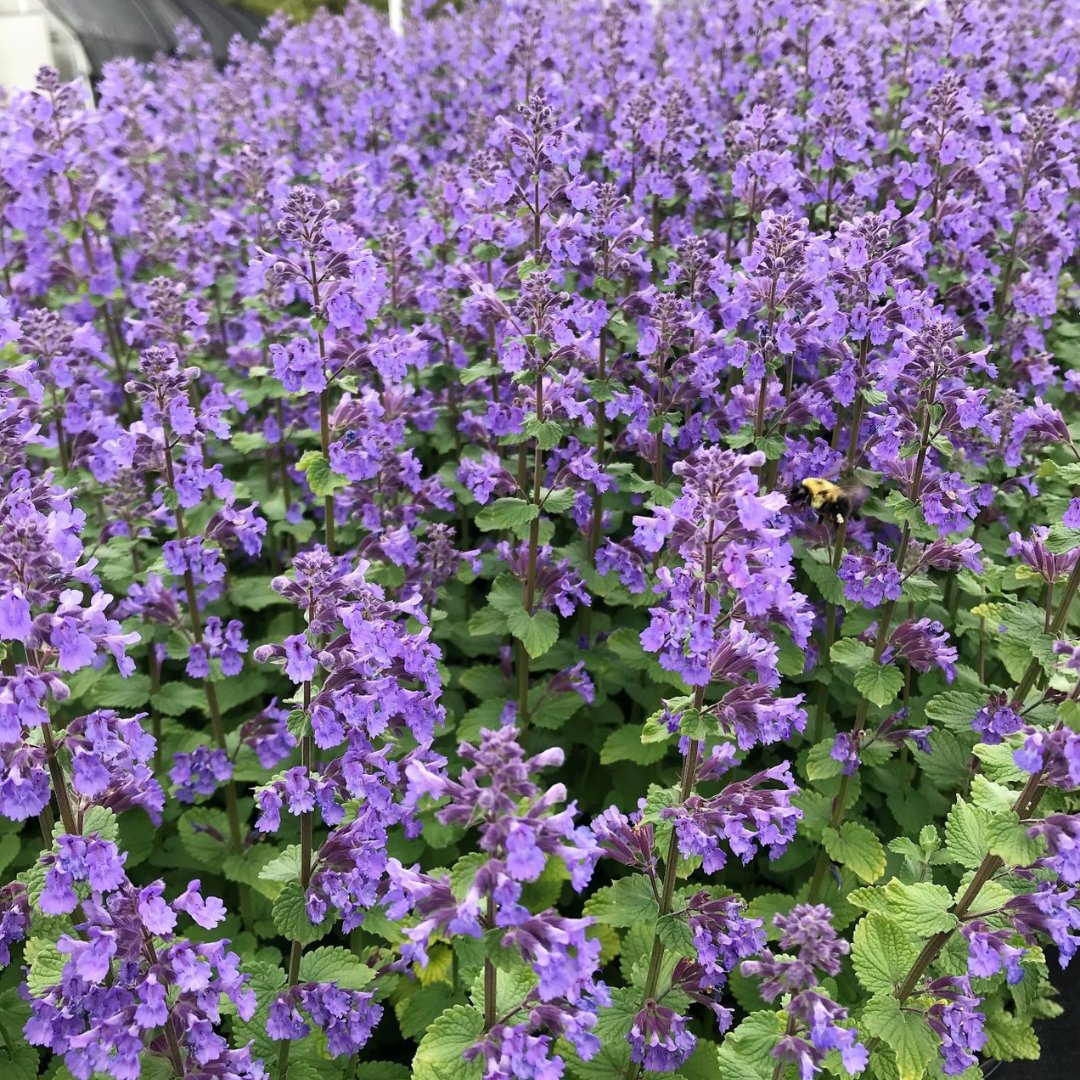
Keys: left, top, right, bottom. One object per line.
{"left": 852, "top": 913, "right": 918, "bottom": 995}
{"left": 412, "top": 1005, "right": 485, "bottom": 1080}
{"left": 854, "top": 661, "right": 904, "bottom": 707}
{"left": 882, "top": 880, "right": 956, "bottom": 936}
{"left": 601, "top": 725, "right": 669, "bottom": 766}
{"left": 299, "top": 946, "right": 374, "bottom": 989}
{"left": 925, "top": 692, "right": 984, "bottom": 735}
{"left": 862, "top": 995, "right": 937, "bottom": 1080}
{"left": 806, "top": 739, "right": 844, "bottom": 781}
{"left": 824, "top": 821, "right": 887, "bottom": 884}
{"left": 475, "top": 497, "right": 539, "bottom": 532}
{"left": 259, "top": 845, "right": 302, "bottom": 884}
{"left": 716, "top": 1010, "right": 785, "bottom": 1080}
{"left": 297, "top": 450, "right": 349, "bottom": 497}
{"left": 506, "top": 607, "right": 559, "bottom": 658}
{"left": 944, "top": 798, "right": 989, "bottom": 870}
{"left": 272, "top": 881, "right": 331, "bottom": 946}
{"left": 583, "top": 875, "right": 659, "bottom": 927}
{"left": 831, "top": 639, "right": 874, "bottom": 670}
{"left": 467, "top": 605, "right": 509, "bottom": 637}
{"left": 487, "top": 573, "right": 525, "bottom": 614}
{"left": 985, "top": 811, "right": 1043, "bottom": 868}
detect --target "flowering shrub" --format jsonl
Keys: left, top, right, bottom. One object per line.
{"left": 4, "top": 1, "right": 1080, "bottom": 1079}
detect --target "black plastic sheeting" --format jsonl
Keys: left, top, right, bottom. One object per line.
{"left": 41, "top": 0, "right": 264, "bottom": 73}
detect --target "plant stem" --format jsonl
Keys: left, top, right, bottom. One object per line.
{"left": 484, "top": 894, "right": 497, "bottom": 1030}
{"left": 518, "top": 369, "right": 545, "bottom": 729}
{"left": 160, "top": 435, "right": 251, "bottom": 926}
{"left": 894, "top": 766, "right": 1045, "bottom": 1002}
{"left": 41, "top": 721, "right": 77, "bottom": 836}
{"left": 624, "top": 529, "right": 715, "bottom": 1080}
{"left": 278, "top": 679, "right": 314, "bottom": 1080}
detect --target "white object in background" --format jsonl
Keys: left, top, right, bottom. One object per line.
{"left": 388, "top": 0, "right": 403, "bottom": 37}
{"left": 0, "top": 0, "right": 90, "bottom": 92}
{"left": 0, "top": 9, "right": 51, "bottom": 90}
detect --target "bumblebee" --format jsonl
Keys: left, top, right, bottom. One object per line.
{"left": 790, "top": 477, "right": 867, "bottom": 527}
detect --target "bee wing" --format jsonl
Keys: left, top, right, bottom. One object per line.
{"left": 845, "top": 483, "right": 871, "bottom": 514}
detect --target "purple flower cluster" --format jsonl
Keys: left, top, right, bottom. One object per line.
{"left": 741, "top": 905, "right": 868, "bottom": 1079}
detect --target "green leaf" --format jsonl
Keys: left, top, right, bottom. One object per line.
{"left": 450, "top": 853, "right": 487, "bottom": 902}
{"left": 506, "top": 608, "right": 559, "bottom": 658}
{"left": 882, "top": 880, "right": 956, "bottom": 936}
{"left": 601, "top": 725, "right": 669, "bottom": 766}
{"left": 154, "top": 682, "right": 209, "bottom": 716}
{"left": 862, "top": 995, "right": 937, "bottom": 1080}
{"left": 901, "top": 574, "right": 943, "bottom": 603}
{"left": 487, "top": 573, "right": 525, "bottom": 614}
{"left": 656, "top": 912, "right": 696, "bottom": 957}
{"left": 924, "top": 692, "right": 983, "bottom": 734}
{"left": 259, "top": 845, "right": 302, "bottom": 884}
{"left": 412, "top": 1005, "right": 485, "bottom": 1080}
{"left": 299, "top": 946, "right": 374, "bottom": 989}
{"left": 272, "top": 881, "right": 331, "bottom": 946}
{"left": 460, "top": 361, "right": 501, "bottom": 385}
{"left": 852, "top": 913, "right": 918, "bottom": 995}
{"left": 831, "top": 639, "right": 874, "bottom": 669}
{"left": 523, "top": 417, "right": 564, "bottom": 450}
{"left": 541, "top": 487, "right": 576, "bottom": 513}
{"left": 824, "top": 821, "right": 887, "bottom": 883}
{"left": 854, "top": 661, "right": 904, "bottom": 707}
{"left": 475, "top": 497, "right": 539, "bottom": 532}
{"left": 806, "top": 739, "right": 844, "bottom": 781}
{"left": 982, "top": 1005, "right": 1040, "bottom": 1061}
{"left": 96, "top": 673, "right": 151, "bottom": 709}
{"left": 231, "top": 431, "right": 269, "bottom": 453}
{"left": 25, "top": 936, "right": 68, "bottom": 994}
{"left": 467, "top": 605, "right": 508, "bottom": 637}
{"left": 801, "top": 554, "right": 846, "bottom": 605}
{"left": 230, "top": 575, "right": 287, "bottom": 611}
{"left": 985, "top": 810, "right": 1043, "bottom": 867}
{"left": 297, "top": 450, "right": 350, "bottom": 497}
{"left": 178, "top": 807, "right": 230, "bottom": 865}
{"left": 716, "top": 1011, "right": 785, "bottom": 1080}
{"left": 584, "top": 876, "right": 659, "bottom": 927}
{"left": 945, "top": 798, "right": 989, "bottom": 870}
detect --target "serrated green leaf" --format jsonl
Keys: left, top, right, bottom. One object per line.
{"left": 824, "top": 821, "right": 886, "bottom": 883}
{"left": 831, "top": 638, "right": 874, "bottom": 670}
{"left": 852, "top": 913, "right": 918, "bottom": 994}
{"left": 583, "top": 875, "right": 659, "bottom": 927}
{"left": 506, "top": 607, "right": 559, "bottom": 658}
{"left": 882, "top": 880, "right": 956, "bottom": 936}
{"left": 475, "top": 498, "right": 539, "bottom": 532}
{"left": 862, "top": 995, "right": 937, "bottom": 1080}
{"left": 272, "top": 881, "right": 331, "bottom": 946}
{"left": 716, "top": 1010, "right": 785, "bottom": 1080}
{"left": 412, "top": 1004, "right": 485, "bottom": 1080}
{"left": 925, "top": 692, "right": 984, "bottom": 734}
{"left": 945, "top": 798, "right": 988, "bottom": 870}
{"left": 299, "top": 946, "right": 374, "bottom": 989}
{"left": 297, "top": 450, "right": 349, "bottom": 497}
{"left": 259, "top": 845, "right": 302, "bottom": 884}
{"left": 985, "top": 811, "right": 1043, "bottom": 868}
{"left": 806, "top": 739, "right": 844, "bottom": 781}
{"left": 601, "top": 725, "right": 668, "bottom": 766}
{"left": 854, "top": 661, "right": 903, "bottom": 707}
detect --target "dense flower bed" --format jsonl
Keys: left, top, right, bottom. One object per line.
{"left": 2, "top": 1, "right": 1080, "bottom": 1078}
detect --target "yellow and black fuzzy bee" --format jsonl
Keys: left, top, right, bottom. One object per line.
{"left": 790, "top": 477, "right": 868, "bottom": 527}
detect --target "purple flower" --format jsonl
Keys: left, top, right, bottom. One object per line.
{"left": 889, "top": 619, "right": 957, "bottom": 681}
{"left": 972, "top": 693, "right": 1024, "bottom": 745}
{"left": 838, "top": 545, "right": 903, "bottom": 607}
{"left": 628, "top": 1001, "right": 697, "bottom": 1072}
